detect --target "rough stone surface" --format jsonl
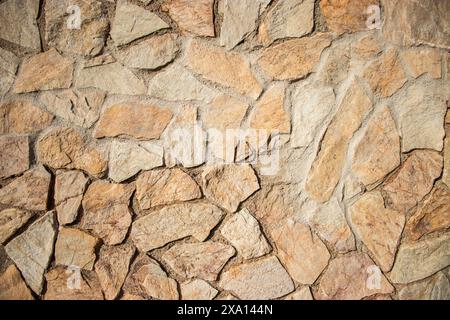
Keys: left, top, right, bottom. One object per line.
{"left": 352, "top": 35, "right": 381, "bottom": 59}
{"left": 284, "top": 287, "right": 313, "bottom": 300}
{"left": 398, "top": 272, "right": 450, "bottom": 300}
{"left": 0, "top": 264, "right": 34, "bottom": 300}
{"left": 0, "top": 135, "right": 29, "bottom": 179}
{"left": 202, "top": 95, "right": 248, "bottom": 131}
{"left": 0, "top": 208, "right": 33, "bottom": 244}
{"left": 181, "top": 279, "right": 218, "bottom": 300}
{"left": 443, "top": 133, "right": 450, "bottom": 187}
{"left": 0, "top": 47, "right": 19, "bottom": 96}
{"left": 401, "top": 48, "right": 442, "bottom": 79}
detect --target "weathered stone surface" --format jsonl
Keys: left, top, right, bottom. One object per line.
{"left": 315, "top": 253, "right": 394, "bottom": 300}
{"left": 256, "top": 33, "right": 332, "bottom": 81}
{"left": 284, "top": 287, "right": 313, "bottom": 300}
{"left": 5, "top": 212, "right": 57, "bottom": 294}
{"left": 343, "top": 175, "right": 365, "bottom": 199}
{"left": 54, "top": 170, "right": 88, "bottom": 225}
{"left": 75, "top": 63, "right": 147, "bottom": 95}
{"left": 109, "top": 141, "right": 163, "bottom": 183}
{"left": 0, "top": 166, "right": 51, "bottom": 211}
{"left": 82, "top": 181, "right": 134, "bottom": 245}
{"left": 401, "top": 48, "right": 441, "bottom": 79}
{"left": 349, "top": 192, "right": 405, "bottom": 272}
{"left": 111, "top": 0, "right": 169, "bottom": 46}
{"left": 162, "top": 0, "right": 215, "bottom": 37}
{"left": 0, "top": 208, "right": 33, "bottom": 244}
{"left": 0, "top": 0, "right": 40, "bottom": 50}
{"left": 95, "top": 244, "right": 135, "bottom": 300}
{"left": 37, "top": 127, "right": 107, "bottom": 177}
{"left": 185, "top": 40, "right": 262, "bottom": 99}
{"left": 39, "top": 89, "right": 106, "bottom": 129}
{"left": 383, "top": 150, "right": 442, "bottom": 212}
{"left": 44, "top": 267, "right": 103, "bottom": 300}
{"left": 405, "top": 184, "right": 450, "bottom": 241}
{"left": 0, "top": 135, "right": 29, "bottom": 180}
{"left": 219, "top": 0, "right": 270, "bottom": 49}
{"left": 389, "top": 232, "right": 450, "bottom": 284}
{"left": 136, "top": 168, "right": 201, "bottom": 210}
{"left": 203, "top": 95, "right": 248, "bottom": 131}
{"left": 131, "top": 203, "right": 223, "bottom": 252}
{"left": 271, "top": 219, "right": 330, "bottom": 284}
{"left": 181, "top": 279, "right": 217, "bottom": 300}
{"left": 45, "top": 0, "right": 109, "bottom": 56}
{"left": 202, "top": 164, "right": 260, "bottom": 212}
{"left": 363, "top": 49, "right": 407, "bottom": 98}
{"left": 443, "top": 134, "right": 450, "bottom": 188}
{"left": 94, "top": 102, "right": 172, "bottom": 140}
{"left": 163, "top": 241, "right": 234, "bottom": 281}
{"left": 116, "top": 34, "right": 179, "bottom": 70}
{"left": 84, "top": 53, "right": 116, "bottom": 68}
{"left": 320, "top": 0, "right": 379, "bottom": 34}
{"left": 306, "top": 81, "right": 372, "bottom": 203}
{"left": 123, "top": 256, "right": 178, "bottom": 300}
{"left": 351, "top": 106, "right": 400, "bottom": 186}
{"left": 220, "top": 256, "right": 294, "bottom": 300}
{"left": 0, "top": 100, "right": 54, "bottom": 135}
{"left": 55, "top": 228, "right": 98, "bottom": 271}
{"left": 392, "top": 82, "right": 448, "bottom": 153}
{"left": 259, "top": 0, "right": 314, "bottom": 45}
{"left": 217, "top": 293, "right": 238, "bottom": 300}
{"left": 398, "top": 272, "right": 450, "bottom": 300}
{"left": 250, "top": 84, "right": 290, "bottom": 134}
{"left": 0, "top": 264, "right": 34, "bottom": 300}
{"left": 148, "top": 64, "right": 216, "bottom": 102}
{"left": 382, "top": 0, "right": 450, "bottom": 49}
{"left": 0, "top": 48, "right": 19, "bottom": 96}
{"left": 317, "top": 41, "right": 351, "bottom": 86}
{"left": 352, "top": 35, "right": 381, "bottom": 59}
{"left": 221, "top": 208, "right": 271, "bottom": 259}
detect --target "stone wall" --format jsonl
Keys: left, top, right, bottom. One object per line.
{"left": 0, "top": 0, "right": 449, "bottom": 300}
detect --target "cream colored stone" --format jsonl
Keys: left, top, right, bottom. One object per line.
{"left": 317, "top": 41, "right": 351, "bottom": 86}
{"left": 203, "top": 95, "right": 248, "bottom": 131}
{"left": 352, "top": 35, "right": 381, "bottom": 59}
{"left": 181, "top": 279, "right": 217, "bottom": 300}
{"left": 284, "top": 287, "right": 313, "bottom": 300}
{"left": 398, "top": 272, "right": 450, "bottom": 300}
{"left": 401, "top": 48, "right": 441, "bottom": 79}
{"left": 0, "top": 265, "right": 34, "bottom": 300}
{"left": 444, "top": 133, "right": 450, "bottom": 187}
{"left": 0, "top": 135, "right": 29, "bottom": 180}
{"left": 0, "top": 208, "right": 33, "bottom": 244}
{"left": 0, "top": 48, "right": 19, "bottom": 96}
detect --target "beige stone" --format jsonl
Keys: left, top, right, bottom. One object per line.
{"left": 181, "top": 279, "right": 217, "bottom": 300}
{"left": 0, "top": 48, "right": 19, "bottom": 96}
{"left": 94, "top": 102, "right": 173, "bottom": 140}
{"left": 383, "top": 150, "right": 442, "bottom": 212}
{"left": 351, "top": 106, "right": 400, "bottom": 186}
{"left": 203, "top": 95, "right": 248, "bottom": 131}
{"left": 363, "top": 49, "right": 407, "bottom": 97}
{"left": 0, "top": 264, "right": 34, "bottom": 300}
{"left": 82, "top": 181, "right": 135, "bottom": 245}
{"left": 0, "top": 166, "right": 51, "bottom": 211}
{"left": 401, "top": 48, "right": 441, "bottom": 79}
{"left": 14, "top": 49, "right": 74, "bottom": 93}
{"left": 256, "top": 34, "right": 332, "bottom": 81}
{"left": 306, "top": 81, "right": 372, "bottom": 203}
{"left": 185, "top": 39, "right": 262, "bottom": 99}
{"left": 315, "top": 253, "right": 394, "bottom": 300}
{"left": 444, "top": 133, "right": 450, "bottom": 187}
{"left": 349, "top": 192, "right": 405, "bottom": 272}
{"left": 0, "top": 208, "right": 33, "bottom": 244}
{"left": 317, "top": 41, "right": 351, "bottom": 86}
{"left": 398, "top": 272, "right": 450, "bottom": 300}
{"left": 0, "top": 135, "right": 29, "bottom": 180}
{"left": 162, "top": 0, "right": 215, "bottom": 37}
{"left": 202, "top": 164, "right": 260, "bottom": 212}
{"left": 284, "top": 287, "right": 313, "bottom": 300}
{"left": 352, "top": 35, "right": 381, "bottom": 59}
{"left": 219, "top": 256, "right": 294, "bottom": 300}
{"left": 95, "top": 244, "right": 135, "bottom": 300}
{"left": 131, "top": 203, "right": 223, "bottom": 252}
{"left": 136, "top": 168, "right": 201, "bottom": 210}
{"left": 5, "top": 212, "right": 57, "bottom": 294}
{"left": 55, "top": 228, "right": 98, "bottom": 271}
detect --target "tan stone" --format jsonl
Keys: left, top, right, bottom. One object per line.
{"left": 37, "top": 127, "right": 107, "bottom": 178}
{"left": 250, "top": 84, "right": 290, "bottom": 134}
{"left": 306, "top": 81, "right": 372, "bottom": 203}
{"left": 256, "top": 33, "right": 332, "bottom": 81}
{"left": 389, "top": 232, "right": 450, "bottom": 284}
{"left": 44, "top": 267, "right": 103, "bottom": 300}
{"left": 351, "top": 106, "right": 400, "bottom": 186}
{"left": 54, "top": 170, "right": 88, "bottom": 225}
{"left": 219, "top": 256, "right": 294, "bottom": 300}
{"left": 401, "top": 48, "right": 441, "bottom": 79}
{"left": 317, "top": 41, "right": 351, "bottom": 86}
{"left": 82, "top": 181, "right": 135, "bottom": 245}
{"left": 271, "top": 219, "right": 330, "bottom": 284}
{"left": 163, "top": 241, "right": 234, "bottom": 281}
{"left": 185, "top": 39, "right": 262, "bottom": 99}
{"left": 0, "top": 166, "right": 51, "bottom": 211}
{"left": 398, "top": 272, "right": 450, "bottom": 300}
{"left": 350, "top": 192, "right": 405, "bottom": 272}
{"left": 0, "top": 265, "right": 34, "bottom": 300}
{"left": 181, "top": 279, "right": 217, "bottom": 300}
{"left": 162, "top": 0, "right": 215, "bottom": 37}
{"left": 383, "top": 150, "right": 442, "bottom": 212}
{"left": 320, "top": 0, "right": 379, "bottom": 34}
{"left": 5, "top": 212, "right": 57, "bottom": 294}
{"left": 0, "top": 100, "right": 53, "bottom": 135}
{"left": 444, "top": 134, "right": 450, "bottom": 187}
{"left": 95, "top": 244, "right": 135, "bottom": 300}
{"left": 284, "top": 287, "right": 313, "bottom": 300}
{"left": 0, "top": 48, "right": 19, "bottom": 96}
{"left": 14, "top": 49, "right": 74, "bottom": 93}
{"left": 352, "top": 35, "right": 382, "bottom": 59}
{"left": 0, "top": 135, "right": 29, "bottom": 180}
{"left": 136, "top": 168, "right": 201, "bottom": 210}
{"left": 202, "top": 164, "right": 260, "bottom": 212}
{"left": 94, "top": 102, "right": 173, "bottom": 140}
{"left": 203, "top": 95, "right": 248, "bottom": 131}
{"left": 0, "top": 208, "right": 33, "bottom": 244}
{"left": 363, "top": 49, "right": 407, "bottom": 97}
{"left": 315, "top": 253, "right": 394, "bottom": 300}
